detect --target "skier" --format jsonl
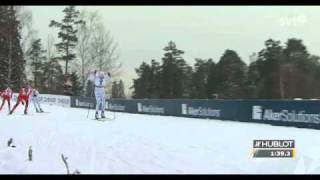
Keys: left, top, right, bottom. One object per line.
{"left": 10, "top": 84, "right": 33, "bottom": 115}
{"left": 0, "top": 87, "right": 13, "bottom": 113}
{"left": 31, "top": 88, "right": 44, "bottom": 113}
{"left": 87, "top": 70, "right": 112, "bottom": 119}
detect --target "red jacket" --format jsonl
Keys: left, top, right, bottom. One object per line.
{"left": 18, "top": 88, "right": 32, "bottom": 100}
{"left": 1, "top": 88, "right": 13, "bottom": 99}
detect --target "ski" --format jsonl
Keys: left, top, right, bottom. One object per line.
{"left": 10, "top": 113, "right": 34, "bottom": 116}
{"left": 92, "top": 117, "right": 114, "bottom": 121}
{"left": 36, "top": 112, "right": 50, "bottom": 113}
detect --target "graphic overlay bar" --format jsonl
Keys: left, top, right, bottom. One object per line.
{"left": 253, "top": 140, "right": 295, "bottom": 148}
{"left": 252, "top": 149, "right": 295, "bottom": 158}
{"left": 252, "top": 140, "right": 295, "bottom": 158}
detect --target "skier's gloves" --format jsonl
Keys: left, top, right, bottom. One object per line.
{"left": 107, "top": 72, "right": 111, "bottom": 77}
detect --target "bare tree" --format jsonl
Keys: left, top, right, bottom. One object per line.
{"left": 73, "top": 10, "right": 122, "bottom": 94}
{"left": 90, "top": 24, "right": 121, "bottom": 75}
{"left": 16, "top": 6, "right": 38, "bottom": 81}
{"left": 73, "top": 10, "right": 97, "bottom": 88}
{"left": 16, "top": 6, "right": 37, "bottom": 54}
{"left": 46, "top": 34, "right": 57, "bottom": 61}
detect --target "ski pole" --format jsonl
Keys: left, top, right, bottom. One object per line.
{"left": 109, "top": 97, "right": 116, "bottom": 120}
{"left": 87, "top": 83, "right": 95, "bottom": 118}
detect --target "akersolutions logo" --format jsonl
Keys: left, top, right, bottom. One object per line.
{"left": 252, "top": 105, "right": 320, "bottom": 124}
{"left": 106, "top": 101, "right": 126, "bottom": 111}
{"left": 75, "top": 99, "right": 94, "bottom": 108}
{"left": 137, "top": 103, "right": 165, "bottom": 114}
{"left": 181, "top": 104, "right": 221, "bottom": 118}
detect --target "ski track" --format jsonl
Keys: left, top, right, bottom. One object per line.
{"left": 0, "top": 103, "right": 320, "bottom": 174}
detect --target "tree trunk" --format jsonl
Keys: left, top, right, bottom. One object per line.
{"left": 65, "top": 38, "right": 69, "bottom": 75}
{"left": 7, "top": 7, "right": 13, "bottom": 87}
{"left": 82, "top": 58, "right": 85, "bottom": 92}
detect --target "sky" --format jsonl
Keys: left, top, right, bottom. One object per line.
{"left": 27, "top": 6, "right": 320, "bottom": 95}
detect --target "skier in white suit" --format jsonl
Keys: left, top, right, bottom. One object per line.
{"left": 87, "top": 70, "right": 112, "bottom": 119}
{"left": 31, "top": 88, "right": 44, "bottom": 113}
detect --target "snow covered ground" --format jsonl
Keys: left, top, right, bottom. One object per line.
{"left": 1, "top": 103, "right": 320, "bottom": 174}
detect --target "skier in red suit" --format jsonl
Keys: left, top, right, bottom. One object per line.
{"left": 0, "top": 87, "right": 13, "bottom": 113}
{"left": 10, "top": 84, "right": 33, "bottom": 115}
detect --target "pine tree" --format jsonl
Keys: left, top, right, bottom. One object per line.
{"left": 111, "top": 81, "right": 118, "bottom": 98}
{"left": 70, "top": 71, "right": 83, "bottom": 96}
{"left": 280, "top": 39, "right": 320, "bottom": 98}
{"left": 206, "top": 60, "right": 218, "bottom": 98}
{"left": 215, "top": 50, "right": 248, "bottom": 99}
{"left": 191, "top": 58, "right": 214, "bottom": 98}
{"left": 0, "top": 7, "right": 8, "bottom": 90}
{"left": 149, "top": 59, "right": 161, "bottom": 98}
{"left": 256, "top": 39, "right": 283, "bottom": 99}
{"left": 132, "top": 62, "right": 151, "bottom": 98}
{"left": 49, "top": 6, "right": 85, "bottom": 95}
{"left": 160, "top": 41, "right": 192, "bottom": 99}
{"left": 0, "top": 6, "right": 26, "bottom": 91}
{"left": 40, "top": 58, "right": 64, "bottom": 94}
{"left": 246, "top": 61, "right": 260, "bottom": 98}
{"left": 118, "top": 80, "right": 125, "bottom": 98}
{"left": 49, "top": 6, "right": 84, "bottom": 75}
{"left": 85, "top": 80, "right": 94, "bottom": 97}
{"left": 26, "top": 38, "right": 46, "bottom": 89}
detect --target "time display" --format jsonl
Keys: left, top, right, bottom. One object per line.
{"left": 270, "top": 149, "right": 293, "bottom": 157}
{"left": 253, "top": 149, "right": 294, "bottom": 158}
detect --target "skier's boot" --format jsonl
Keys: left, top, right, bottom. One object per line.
{"left": 95, "top": 112, "right": 99, "bottom": 120}
{"left": 36, "top": 108, "right": 39, "bottom": 113}
{"left": 9, "top": 111, "right": 13, "bottom": 115}
{"left": 101, "top": 111, "right": 106, "bottom": 119}
{"left": 24, "top": 111, "right": 27, "bottom": 115}
{"left": 40, "top": 108, "right": 44, "bottom": 113}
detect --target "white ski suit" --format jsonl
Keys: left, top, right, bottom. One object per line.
{"left": 87, "top": 71, "right": 112, "bottom": 115}
{"left": 32, "top": 89, "right": 43, "bottom": 112}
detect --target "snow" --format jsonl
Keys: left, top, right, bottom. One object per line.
{"left": 1, "top": 103, "right": 320, "bottom": 174}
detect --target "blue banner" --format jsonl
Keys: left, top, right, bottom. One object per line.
{"left": 70, "top": 96, "right": 320, "bottom": 129}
